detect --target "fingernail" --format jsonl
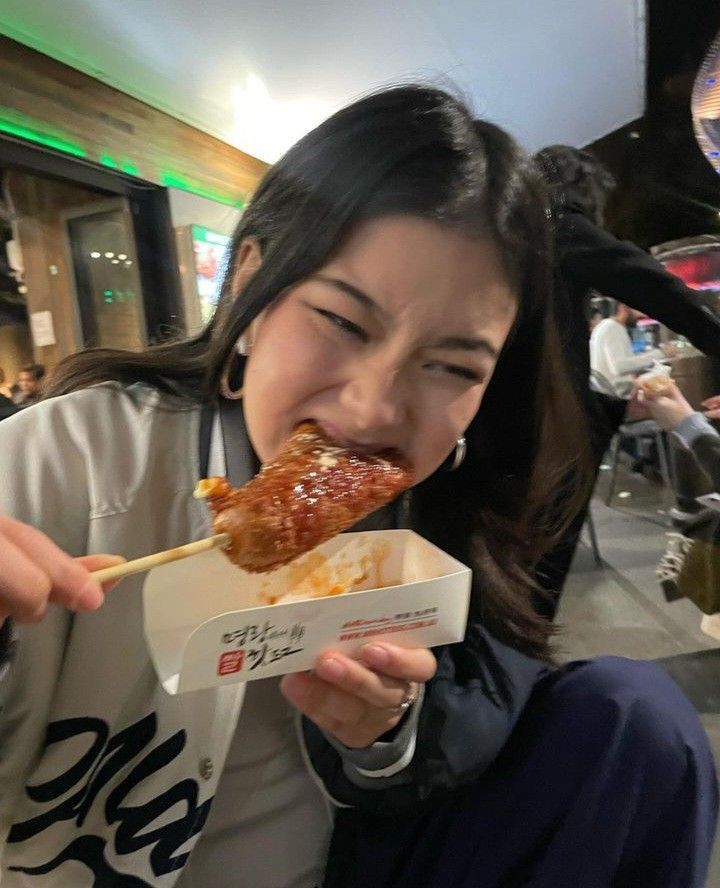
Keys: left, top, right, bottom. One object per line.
{"left": 317, "top": 657, "right": 346, "bottom": 682}
{"left": 362, "top": 644, "right": 390, "bottom": 667}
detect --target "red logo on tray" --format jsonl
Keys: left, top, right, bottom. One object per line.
{"left": 218, "top": 650, "right": 245, "bottom": 676}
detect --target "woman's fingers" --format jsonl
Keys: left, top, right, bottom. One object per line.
{"left": 75, "top": 554, "right": 127, "bottom": 593}
{"left": 314, "top": 651, "right": 415, "bottom": 710}
{"left": 359, "top": 643, "right": 437, "bottom": 683}
{"left": 281, "top": 671, "right": 366, "bottom": 730}
{"left": 280, "top": 670, "right": 398, "bottom": 748}
{"left": 0, "top": 516, "right": 102, "bottom": 616}
{"left": 0, "top": 529, "right": 55, "bottom": 623}
{"left": 281, "top": 643, "right": 436, "bottom": 748}
{"left": 0, "top": 515, "right": 125, "bottom": 623}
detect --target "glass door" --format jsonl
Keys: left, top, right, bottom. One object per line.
{"left": 63, "top": 198, "right": 147, "bottom": 350}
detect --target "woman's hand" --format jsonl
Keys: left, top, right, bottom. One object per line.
{"left": 0, "top": 514, "right": 124, "bottom": 625}
{"left": 701, "top": 394, "right": 720, "bottom": 420}
{"left": 280, "top": 642, "right": 436, "bottom": 748}
{"left": 632, "top": 380, "right": 694, "bottom": 431}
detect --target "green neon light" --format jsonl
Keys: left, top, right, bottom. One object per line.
{"left": 0, "top": 108, "right": 247, "bottom": 209}
{"left": 0, "top": 107, "right": 86, "bottom": 157}
{"left": 191, "top": 225, "right": 231, "bottom": 247}
{"left": 161, "top": 171, "right": 245, "bottom": 209}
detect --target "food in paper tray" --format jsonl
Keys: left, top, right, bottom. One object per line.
{"left": 194, "top": 422, "right": 413, "bottom": 574}
{"left": 258, "top": 538, "right": 393, "bottom": 605}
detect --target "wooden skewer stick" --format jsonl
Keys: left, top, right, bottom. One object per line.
{"left": 90, "top": 533, "right": 232, "bottom": 584}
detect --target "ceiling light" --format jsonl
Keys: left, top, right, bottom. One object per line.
{"left": 104, "top": 251, "right": 114, "bottom": 259}
{"left": 90, "top": 251, "right": 101, "bottom": 259}
{"left": 118, "top": 253, "right": 127, "bottom": 261}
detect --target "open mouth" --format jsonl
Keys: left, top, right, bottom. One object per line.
{"left": 308, "top": 419, "right": 406, "bottom": 461}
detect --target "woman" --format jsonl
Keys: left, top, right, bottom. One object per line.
{"left": 0, "top": 86, "right": 715, "bottom": 888}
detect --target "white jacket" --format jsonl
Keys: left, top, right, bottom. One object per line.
{"left": 0, "top": 385, "right": 250, "bottom": 884}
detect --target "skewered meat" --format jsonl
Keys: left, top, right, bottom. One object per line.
{"left": 194, "top": 422, "right": 413, "bottom": 573}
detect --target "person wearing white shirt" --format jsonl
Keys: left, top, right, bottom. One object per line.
{"left": 590, "top": 303, "right": 675, "bottom": 397}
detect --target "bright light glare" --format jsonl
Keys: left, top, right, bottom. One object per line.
{"left": 230, "top": 74, "right": 331, "bottom": 163}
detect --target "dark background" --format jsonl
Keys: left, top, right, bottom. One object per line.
{"left": 589, "top": 0, "right": 720, "bottom": 248}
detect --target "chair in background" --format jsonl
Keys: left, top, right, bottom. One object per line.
{"left": 587, "top": 370, "right": 674, "bottom": 507}
{"left": 605, "top": 420, "right": 674, "bottom": 506}
{"left": 583, "top": 503, "right": 603, "bottom": 567}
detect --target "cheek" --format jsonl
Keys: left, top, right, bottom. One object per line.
{"left": 241, "top": 317, "right": 342, "bottom": 458}
{"left": 412, "top": 387, "right": 484, "bottom": 481}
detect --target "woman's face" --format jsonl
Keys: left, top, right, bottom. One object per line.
{"left": 241, "top": 215, "right": 517, "bottom": 484}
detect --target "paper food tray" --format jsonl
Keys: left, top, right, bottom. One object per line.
{"left": 143, "top": 529, "right": 471, "bottom": 694}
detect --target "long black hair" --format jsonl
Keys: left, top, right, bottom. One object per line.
{"left": 49, "top": 85, "right": 593, "bottom": 659}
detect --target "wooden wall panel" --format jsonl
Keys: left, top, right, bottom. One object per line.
{"left": 0, "top": 37, "right": 268, "bottom": 208}
{"left": 6, "top": 170, "right": 109, "bottom": 369}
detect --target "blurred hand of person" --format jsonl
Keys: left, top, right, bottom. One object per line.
{"left": 633, "top": 380, "right": 694, "bottom": 431}
{"left": 625, "top": 389, "right": 652, "bottom": 422}
{"left": 0, "top": 514, "right": 124, "bottom": 625}
{"left": 701, "top": 395, "right": 720, "bottom": 420}
{"left": 660, "top": 342, "right": 679, "bottom": 359}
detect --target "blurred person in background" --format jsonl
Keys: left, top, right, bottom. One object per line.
{"left": 589, "top": 306, "right": 604, "bottom": 333}
{"left": 12, "top": 362, "right": 45, "bottom": 408}
{"left": 704, "top": 394, "right": 720, "bottom": 420}
{"left": 532, "top": 143, "right": 720, "bottom": 619}
{"left": 590, "top": 301, "right": 676, "bottom": 397}
{"left": 634, "top": 381, "right": 720, "bottom": 501}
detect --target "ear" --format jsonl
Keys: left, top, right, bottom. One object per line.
{"left": 231, "top": 237, "right": 262, "bottom": 295}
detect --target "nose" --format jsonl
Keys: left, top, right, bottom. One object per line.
{"left": 339, "top": 361, "right": 407, "bottom": 440}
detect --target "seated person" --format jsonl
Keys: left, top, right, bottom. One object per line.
{"left": 590, "top": 301, "right": 675, "bottom": 398}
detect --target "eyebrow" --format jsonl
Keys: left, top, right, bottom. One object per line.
{"left": 312, "top": 274, "right": 383, "bottom": 313}
{"left": 431, "top": 336, "right": 499, "bottom": 360}
{"left": 312, "top": 273, "right": 499, "bottom": 359}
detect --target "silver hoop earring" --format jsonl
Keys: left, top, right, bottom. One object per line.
{"left": 447, "top": 436, "right": 466, "bottom": 472}
{"left": 220, "top": 350, "right": 244, "bottom": 400}
{"left": 236, "top": 334, "right": 251, "bottom": 356}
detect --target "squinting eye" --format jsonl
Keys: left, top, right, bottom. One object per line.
{"left": 425, "top": 362, "right": 484, "bottom": 382}
{"left": 315, "top": 309, "right": 368, "bottom": 342}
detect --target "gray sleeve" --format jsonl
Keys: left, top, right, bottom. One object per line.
{"left": 673, "top": 412, "right": 720, "bottom": 448}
